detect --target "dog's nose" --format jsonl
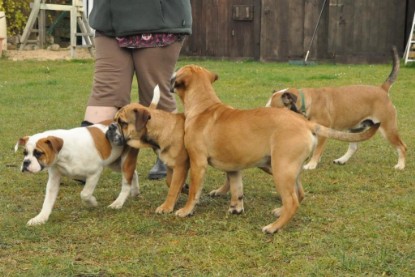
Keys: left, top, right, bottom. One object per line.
{"left": 22, "top": 160, "right": 30, "bottom": 171}
{"left": 108, "top": 123, "right": 117, "bottom": 131}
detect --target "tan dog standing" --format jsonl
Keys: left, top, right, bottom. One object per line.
{"left": 266, "top": 47, "right": 406, "bottom": 170}
{"left": 171, "top": 65, "right": 380, "bottom": 234}
{"left": 106, "top": 86, "right": 189, "bottom": 214}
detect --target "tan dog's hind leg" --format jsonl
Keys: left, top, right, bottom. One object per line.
{"left": 228, "top": 171, "right": 244, "bottom": 214}
{"left": 263, "top": 164, "right": 300, "bottom": 234}
{"left": 379, "top": 123, "right": 406, "bottom": 170}
{"left": 209, "top": 173, "right": 230, "bottom": 197}
{"left": 156, "top": 166, "right": 187, "bottom": 213}
{"left": 333, "top": 142, "right": 358, "bottom": 165}
{"left": 263, "top": 135, "right": 310, "bottom": 234}
{"left": 303, "top": 136, "right": 327, "bottom": 170}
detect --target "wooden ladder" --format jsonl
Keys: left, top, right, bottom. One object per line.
{"left": 404, "top": 11, "right": 415, "bottom": 64}
{"left": 19, "top": 0, "right": 94, "bottom": 58}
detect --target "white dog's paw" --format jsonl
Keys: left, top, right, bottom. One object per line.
{"left": 27, "top": 216, "right": 48, "bottom": 226}
{"left": 130, "top": 187, "right": 140, "bottom": 198}
{"left": 82, "top": 196, "right": 98, "bottom": 207}
{"left": 108, "top": 200, "right": 124, "bottom": 210}
{"left": 303, "top": 162, "right": 317, "bottom": 170}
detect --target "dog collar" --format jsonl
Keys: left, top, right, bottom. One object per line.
{"left": 299, "top": 89, "right": 307, "bottom": 116}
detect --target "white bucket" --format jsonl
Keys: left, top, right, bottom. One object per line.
{"left": 0, "top": 11, "right": 7, "bottom": 51}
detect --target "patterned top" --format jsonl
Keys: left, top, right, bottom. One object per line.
{"left": 116, "top": 33, "right": 186, "bottom": 49}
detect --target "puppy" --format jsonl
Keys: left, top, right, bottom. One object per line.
{"left": 266, "top": 47, "right": 406, "bottom": 170}
{"left": 171, "top": 65, "right": 380, "bottom": 234}
{"left": 15, "top": 120, "right": 139, "bottom": 225}
{"left": 106, "top": 86, "right": 189, "bottom": 214}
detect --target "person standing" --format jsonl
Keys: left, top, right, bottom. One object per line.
{"left": 82, "top": 0, "right": 192, "bottom": 179}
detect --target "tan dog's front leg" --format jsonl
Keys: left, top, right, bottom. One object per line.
{"left": 156, "top": 166, "right": 187, "bottom": 214}
{"left": 209, "top": 173, "right": 230, "bottom": 197}
{"left": 175, "top": 161, "right": 206, "bottom": 217}
{"left": 227, "top": 171, "right": 244, "bottom": 214}
{"left": 109, "top": 148, "right": 140, "bottom": 209}
{"left": 304, "top": 135, "right": 327, "bottom": 170}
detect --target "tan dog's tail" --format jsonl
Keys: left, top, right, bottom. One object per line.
{"left": 310, "top": 121, "right": 380, "bottom": 142}
{"left": 149, "top": 85, "right": 161, "bottom": 109}
{"left": 381, "top": 46, "right": 399, "bottom": 92}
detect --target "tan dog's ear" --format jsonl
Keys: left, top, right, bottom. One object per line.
{"left": 208, "top": 71, "right": 219, "bottom": 84}
{"left": 172, "top": 70, "right": 190, "bottom": 91}
{"left": 44, "top": 136, "right": 64, "bottom": 153}
{"left": 281, "top": 92, "right": 297, "bottom": 107}
{"left": 281, "top": 92, "right": 302, "bottom": 114}
{"left": 133, "top": 109, "right": 151, "bottom": 132}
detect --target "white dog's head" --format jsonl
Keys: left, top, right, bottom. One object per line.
{"left": 15, "top": 135, "right": 64, "bottom": 173}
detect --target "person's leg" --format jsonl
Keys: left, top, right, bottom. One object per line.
{"left": 83, "top": 35, "right": 135, "bottom": 124}
{"left": 133, "top": 41, "right": 183, "bottom": 179}
{"left": 133, "top": 41, "right": 183, "bottom": 112}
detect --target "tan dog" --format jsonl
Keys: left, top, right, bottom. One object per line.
{"left": 171, "top": 65, "right": 380, "bottom": 234}
{"left": 266, "top": 47, "right": 406, "bottom": 170}
{"left": 106, "top": 86, "right": 188, "bottom": 214}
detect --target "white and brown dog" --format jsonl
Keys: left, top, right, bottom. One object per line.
{"left": 266, "top": 47, "right": 406, "bottom": 170}
{"left": 15, "top": 121, "right": 139, "bottom": 226}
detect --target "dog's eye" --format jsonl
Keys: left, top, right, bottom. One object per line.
{"left": 33, "top": 150, "right": 44, "bottom": 158}
{"left": 23, "top": 150, "right": 28, "bottom": 156}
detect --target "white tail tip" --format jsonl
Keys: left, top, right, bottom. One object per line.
{"left": 151, "top": 85, "right": 161, "bottom": 108}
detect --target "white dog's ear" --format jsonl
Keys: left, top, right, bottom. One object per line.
{"left": 43, "top": 136, "right": 64, "bottom": 153}
{"left": 14, "top": 136, "right": 29, "bottom": 152}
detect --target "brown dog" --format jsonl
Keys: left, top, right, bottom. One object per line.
{"left": 266, "top": 47, "right": 406, "bottom": 170}
{"left": 106, "top": 86, "right": 188, "bottom": 214}
{"left": 171, "top": 65, "right": 380, "bottom": 234}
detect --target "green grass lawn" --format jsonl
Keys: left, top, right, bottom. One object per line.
{"left": 0, "top": 56, "right": 414, "bottom": 276}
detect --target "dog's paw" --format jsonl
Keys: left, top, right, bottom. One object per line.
{"left": 83, "top": 196, "right": 98, "bottom": 207}
{"left": 333, "top": 158, "right": 347, "bottom": 165}
{"left": 108, "top": 201, "right": 124, "bottom": 210}
{"left": 394, "top": 163, "right": 405, "bottom": 170}
{"left": 175, "top": 208, "right": 194, "bottom": 218}
{"left": 261, "top": 224, "right": 280, "bottom": 234}
{"left": 209, "top": 189, "right": 227, "bottom": 197}
{"left": 155, "top": 203, "right": 174, "bottom": 214}
{"left": 27, "top": 216, "right": 48, "bottom": 226}
{"left": 228, "top": 206, "right": 244, "bottom": 214}
{"left": 303, "top": 162, "right": 317, "bottom": 170}
{"left": 272, "top": 207, "right": 282, "bottom": 218}
{"left": 130, "top": 188, "right": 140, "bottom": 198}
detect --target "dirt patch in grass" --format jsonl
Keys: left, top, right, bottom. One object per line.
{"left": 4, "top": 48, "right": 94, "bottom": 61}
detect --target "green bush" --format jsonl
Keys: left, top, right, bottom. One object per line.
{"left": 0, "top": 0, "right": 31, "bottom": 37}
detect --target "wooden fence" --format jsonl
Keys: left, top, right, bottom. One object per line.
{"left": 182, "top": 0, "right": 415, "bottom": 63}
